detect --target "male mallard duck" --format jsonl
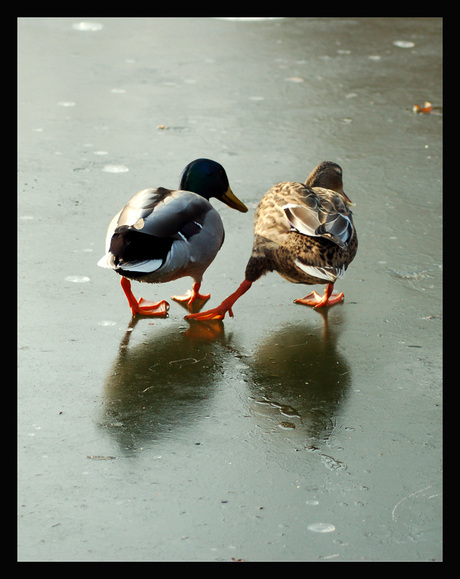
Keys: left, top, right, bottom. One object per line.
{"left": 186, "top": 161, "right": 357, "bottom": 321}
{"left": 98, "top": 158, "right": 248, "bottom": 317}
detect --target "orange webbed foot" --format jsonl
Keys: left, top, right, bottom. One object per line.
{"left": 134, "top": 297, "right": 170, "bottom": 317}
{"left": 171, "top": 282, "right": 211, "bottom": 313}
{"left": 185, "top": 305, "right": 234, "bottom": 322}
{"left": 295, "top": 292, "right": 344, "bottom": 308}
{"left": 121, "top": 277, "right": 169, "bottom": 318}
{"left": 294, "top": 283, "right": 344, "bottom": 308}
{"left": 185, "top": 279, "right": 252, "bottom": 322}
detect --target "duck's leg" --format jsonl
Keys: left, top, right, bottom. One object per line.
{"left": 121, "top": 277, "right": 169, "bottom": 317}
{"left": 294, "top": 282, "right": 344, "bottom": 308}
{"left": 185, "top": 280, "right": 252, "bottom": 321}
{"left": 171, "top": 282, "right": 211, "bottom": 311}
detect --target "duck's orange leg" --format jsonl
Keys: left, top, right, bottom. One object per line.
{"left": 121, "top": 277, "right": 169, "bottom": 317}
{"left": 171, "top": 282, "right": 211, "bottom": 311}
{"left": 185, "top": 280, "right": 252, "bottom": 321}
{"left": 295, "top": 282, "right": 344, "bottom": 308}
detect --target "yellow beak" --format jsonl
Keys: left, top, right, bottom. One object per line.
{"left": 221, "top": 187, "right": 248, "bottom": 213}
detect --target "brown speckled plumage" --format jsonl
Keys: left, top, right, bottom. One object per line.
{"left": 246, "top": 176, "right": 357, "bottom": 285}
{"left": 185, "top": 161, "right": 358, "bottom": 321}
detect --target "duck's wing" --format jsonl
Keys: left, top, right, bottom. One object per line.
{"left": 293, "top": 260, "right": 346, "bottom": 283}
{"left": 116, "top": 188, "right": 212, "bottom": 238}
{"left": 283, "top": 189, "right": 354, "bottom": 251}
{"left": 98, "top": 188, "right": 215, "bottom": 274}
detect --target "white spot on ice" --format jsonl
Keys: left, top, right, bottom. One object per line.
{"left": 393, "top": 40, "right": 415, "bottom": 48}
{"left": 102, "top": 165, "right": 129, "bottom": 173}
{"left": 72, "top": 22, "right": 103, "bottom": 32}
{"left": 65, "top": 275, "right": 90, "bottom": 283}
{"left": 308, "top": 522, "right": 336, "bottom": 533}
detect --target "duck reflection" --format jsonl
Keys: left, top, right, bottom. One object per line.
{"left": 100, "top": 318, "right": 229, "bottom": 452}
{"left": 100, "top": 309, "right": 351, "bottom": 454}
{"left": 245, "top": 312, "right": 351, "bottom": 444}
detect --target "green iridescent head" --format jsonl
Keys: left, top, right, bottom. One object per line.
{"left": 180, "top": 158, "right": 248, "bottom": 212}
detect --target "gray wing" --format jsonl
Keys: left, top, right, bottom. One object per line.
{"left": 98, "top": 187, "right": 217, "bottom": 273}
{"left": 116, "top": 187, "right": 213, "bottom": 238}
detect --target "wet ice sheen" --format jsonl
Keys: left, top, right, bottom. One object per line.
{"left": 18, "top": 16, "right": 442, "bottom": 563}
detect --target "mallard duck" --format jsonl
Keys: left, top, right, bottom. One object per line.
{"left": 97, "top": 158, "right": 248, "bottom": 317}
{"left": 185, "top": 161, "right": 357, "bottom": 321}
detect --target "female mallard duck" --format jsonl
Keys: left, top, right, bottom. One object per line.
{"left": 186, "top": 161, "right": 357, "bottom": 321}
{"left": 98, "top": 158, "right": 248, "bottom": 317}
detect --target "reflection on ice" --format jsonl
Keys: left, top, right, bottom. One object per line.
{"left": 99, "top": 310, "right": 351, "bottom": 463}
{"left": 99, "top": 320, "right": 229, "bottom": 453}
{"left": 246, "top": 319, "right": 351, "bottom": 444}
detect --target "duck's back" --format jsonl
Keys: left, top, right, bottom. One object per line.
{"left": 253, "top": 182, "right": 301, "bottom": 243}
{"left": 99, "top": 186, "right": 224, "bottom": 283}
{"left": 247, "top": 181, "right": 357, "bottom": 284}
